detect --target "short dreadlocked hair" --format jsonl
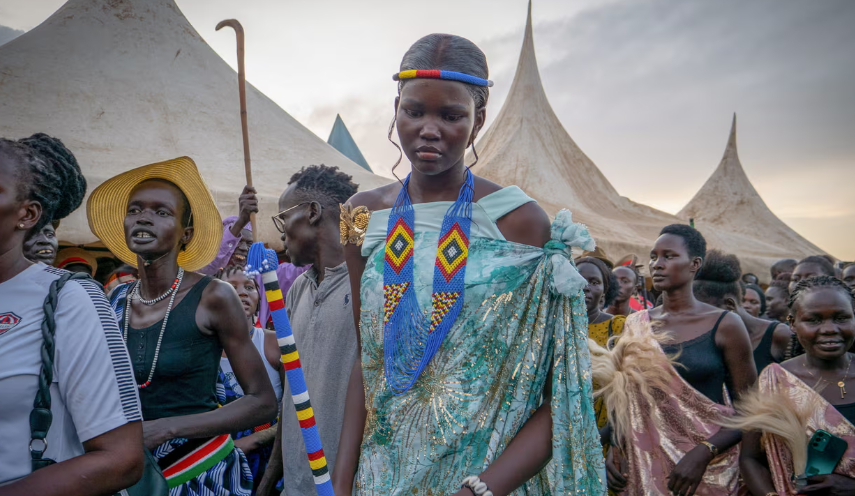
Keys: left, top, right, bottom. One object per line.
{"left": 288, "top": 164, "right": 359, "bottom": 214}
{"left": 788, "top": 275, "right": 855, "bottom": 312}
{"left": 2, "top": 133, "right": 86, "bottom": 232}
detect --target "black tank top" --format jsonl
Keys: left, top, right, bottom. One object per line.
{"left": 834, "top": 401, "right": 855, "bottom": 426}
{"left": 752, "top": 322, "right": 780, "bottom": 373}
{"left": 125, "top": 276, "right": 220, "bottom": 420}
{"left": 661, "top": 311, "right": 729, "bottom": 405}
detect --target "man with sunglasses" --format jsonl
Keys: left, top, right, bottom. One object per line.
{"left": 257, "top": 165, "right": 360, "bottom": 496}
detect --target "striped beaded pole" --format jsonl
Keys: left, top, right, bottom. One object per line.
{"left": 246, "top": 243, "right": 334, "bottom": 496}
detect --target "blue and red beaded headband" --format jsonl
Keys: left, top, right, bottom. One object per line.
{"left": 393, "top": 70, "right": 494, "bottom": 87}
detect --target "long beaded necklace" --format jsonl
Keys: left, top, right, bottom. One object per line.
{"left": 383, "top": 170, "right": 474, "bottom": 394}
{"left": 804, "top": 352, "right": 852, "bottom": 399}
{"left": 123, "top": 267, "right": 185, "bottom": 389}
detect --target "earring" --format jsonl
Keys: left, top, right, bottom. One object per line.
{"left": 18, "top": 223, "right": 25, "bottom": 229}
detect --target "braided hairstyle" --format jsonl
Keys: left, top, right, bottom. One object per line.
{"left": 1, "top": 133, "right": 86, "bottom": 231}
{"left": 784, "top": 275, "right": 855, "bottom": 360}
{"left": 575, "top": 256, "right": 619, "bottom": 307}
{"left": 693, "top": 249, "right": 742, "bottom": 308}
{"left": 288, "top": 164, "right": 359, "bottom": 216}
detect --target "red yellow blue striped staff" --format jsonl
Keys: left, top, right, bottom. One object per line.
{"left": 247, "top": 242, "right": 334, "bottom": 496}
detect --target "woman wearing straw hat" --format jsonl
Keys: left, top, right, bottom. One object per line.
{"left": 88, "top": 156, "right": 277, "bottom": 496}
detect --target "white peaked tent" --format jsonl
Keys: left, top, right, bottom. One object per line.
{"left": 471, "top": 2, "right": 823, "bottom": 279}
{"left": 0, "top": 0, "right": 388, "bottom": 250}
{"left": 678, "top": 115, "right": 827, "bottom": 265}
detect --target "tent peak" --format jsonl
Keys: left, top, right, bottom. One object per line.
{"left": 327, "top": 114, "right": 372, "bottom": 172}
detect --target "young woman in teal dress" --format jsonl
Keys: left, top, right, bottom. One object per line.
{"left": 332, "top": 34, "right": 604, "bottom": 495}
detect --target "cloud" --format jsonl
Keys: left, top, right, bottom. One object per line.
{"left": 0, "top": 24, "right": 23, "bottom": 46}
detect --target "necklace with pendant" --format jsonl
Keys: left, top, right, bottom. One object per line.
{"left": 805, "top": 352, "right": 852, "bottom": 399}
{"left": 382, "top": 170, "right": 474, "bottom": 394}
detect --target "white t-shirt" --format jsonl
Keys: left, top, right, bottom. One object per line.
{"left": 0, "top": 264, "right": 142, "bottom": 484}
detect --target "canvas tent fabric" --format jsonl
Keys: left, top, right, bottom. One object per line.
{"left": 470, "top": 2, "right": 825, "bottom": 281}
{"left": 677, "top": 115, "right": 827, "bottom": 264}
{"left": 327, "top": 114, "right": 372, "bottom": 172}
{"left": 0, "top": 0, "right": 388, "bottom": 251}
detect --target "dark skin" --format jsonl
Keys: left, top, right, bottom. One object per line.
{"left": 229, "top": 185, "right": 258, "bottom": 266}
{"left": 123, "top": 180, "right": 276, "bottom": 450}
{"left": 220, "top": 270, "right": 283, "bottom": 455}
{"left": 765, "top": 286, "right": 790, "bottom": 323}
{"left": 742, "top": 286, "right": 763, "bottom": 317}
{"left": 256, "top": 185, "right": 348, "bottom": 496}
{"left": 331, "top": 78, "right": 553, "bottom": 496}
{"left": 842, "top": 265, "right": 855, "bottom": 292}
{"left": 606, "top": 266, "right": 637, "bottom": 317}
{"left": 606, "top": 234, "right": 758, "bottom": 496}
{"left": 23, "top": 222, "right": 58, "bottom": 265}
{"left": 740, "top": 287, "right": 855, "bottom": 496}
{"left": 791, "top": 263, "right": 831, "bottom": 293}
{"left": 697, "top": 290, "right": 792, "bottom": 366}
{"left": 579, "top": 262, "right": 614, "bottom": 325}
{"left": 0, "top": 149, "right": 144, "bottom": 496}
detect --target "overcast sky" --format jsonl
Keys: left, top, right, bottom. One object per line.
{"left": 2, "top": 0, "right": 853, "bottom": 259}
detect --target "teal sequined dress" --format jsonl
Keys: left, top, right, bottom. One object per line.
{"left": 355, "top": 187, "right": 606, "bottom": 495}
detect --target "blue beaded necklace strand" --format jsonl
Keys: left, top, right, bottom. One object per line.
{"left": 383, "top": 170, "right": 474, "bottom": 394}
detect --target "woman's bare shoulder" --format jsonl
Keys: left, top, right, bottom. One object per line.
{"left": 347, "top": 183, "right": 402, "bottom": 211}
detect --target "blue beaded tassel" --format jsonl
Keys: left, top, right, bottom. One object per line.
{"left": 383, "top": 170, "right": 474, "bottom": 394}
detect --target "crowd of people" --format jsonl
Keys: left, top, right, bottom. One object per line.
{"left": 1, "top": 33, "right": 853, "bottom": 496}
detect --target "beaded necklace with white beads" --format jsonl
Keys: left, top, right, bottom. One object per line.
{"left": 123, "top": 267, "right": 185, "bottom": 389}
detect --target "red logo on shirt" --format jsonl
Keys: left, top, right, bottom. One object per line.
{"left": 0, "top": 312, "right": 22, "bottom": 336}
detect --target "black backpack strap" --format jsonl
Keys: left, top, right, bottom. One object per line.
{"left": 31, "top": 272, "right": 92, "bottom": 472}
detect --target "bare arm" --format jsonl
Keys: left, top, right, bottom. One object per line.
{"left": 256, "top": 369, "right": 286, "bottom": 496}
{"left": 446, "top": 199, "right": 552, "bottom": 496}
{"left": 462, "top": 370, "right": 553, "bottom": 496}
{"left": 0, "top": 422, "right": 144, "bottom": 496}
{"left": 771, "top": 323, "right": 793, "bottom": 364}
{"left": 144, "top": 281, "right": 277, "bottom": 448}
{"left": 332, "top": 192, "right": 377, "bottom": 494}
{"left": 739, "top": 430, "right": 777, "bottom": 496}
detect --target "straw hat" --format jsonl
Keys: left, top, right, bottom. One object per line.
{"left": 86, "top": 157, "right": 222, "bottom": 272}
{"left": 55, "top": 247, "right": 98, "bottom": 277}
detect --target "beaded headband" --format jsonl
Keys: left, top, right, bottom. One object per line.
{"left": 393, "top": 70, "right": 494, "bottom": 87}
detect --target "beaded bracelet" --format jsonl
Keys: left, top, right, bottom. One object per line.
{"left": 461, "top": 475, "right": 493, "bottom": 496}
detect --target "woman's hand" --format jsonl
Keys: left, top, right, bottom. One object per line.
{"left": 142, "top": 419, "right": 173, "bottom": 451}
{"left": 233, "top": 435, "right": 259, "bottom": 454}
{"left": 799, "top": 474, "right": 855, "bottom": 495}
{"left": 666, "top": 444, "right": 714, "bottom": 496}
{"left": 606, "top": 444, "right": 628, "bottom": 493}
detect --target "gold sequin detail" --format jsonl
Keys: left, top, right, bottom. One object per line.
{"left": 340, "top": 202, "right": 370, "bottom": 246}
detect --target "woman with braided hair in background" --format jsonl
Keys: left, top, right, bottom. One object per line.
{"left": 0, "top": 134, "right": 144, "bottom": 495}
{"left": 730, "top": 276, "right": 855, "bottom": 495}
